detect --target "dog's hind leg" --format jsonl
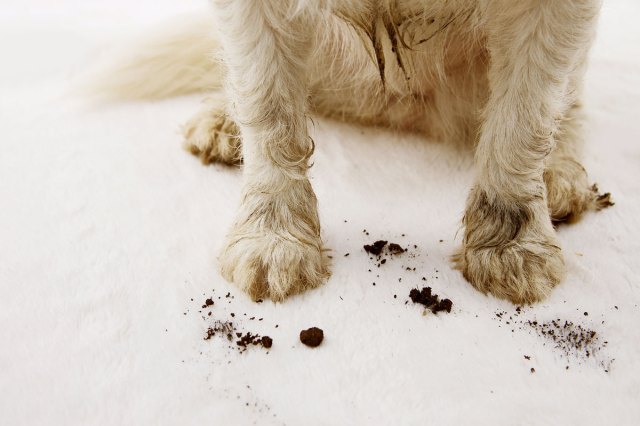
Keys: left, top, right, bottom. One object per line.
{"left": 211, "top": 0, "right": 330, "bottom": 301}
{"left": 182, "top": 95, "right": 242, "bottom": 166}
{"left": 544, "top": 76, "right": 613, "bottom": 222}
{"left": 455, "top": 0, "right": 601, "bottom": 304}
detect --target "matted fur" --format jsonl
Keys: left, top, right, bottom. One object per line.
{"left": 99, "top": 0, "right": 612, "bottom": 303}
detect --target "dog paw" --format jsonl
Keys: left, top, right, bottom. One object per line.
{"left": 219, "top": 232, "right": 330, "bottom": 301}
{"left": 454, "top": 239, "right": 564, "bottom": 304}
{"left": 218, "top": 182, "right": 330, "bottom": 301}
{"left": 454, "top": 187, "right": 565, "bottom": 304}
{"left": 182, "top": 104, "right": 242, "bottom": 166}
{"left": 544, "top": 157, "right": 613, "bottom": 222}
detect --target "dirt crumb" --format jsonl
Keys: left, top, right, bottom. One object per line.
{"left": 364, "top": 240, "right": 387, "bottom": 256}
{"left": 387, "top": 243, "right": 405, "bottom": 255}
{"left": 409, "top": 287, "right": 453, "bottom": 314}
{"left": 300, "top": 327, "right": 324, "bottom": 347}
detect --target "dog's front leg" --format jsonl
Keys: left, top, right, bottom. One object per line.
{"left": 455, "top": 0, "right": 601, "bottom": 303}
{"left": 212, "top": 1, "right": 329, "bottom": 300}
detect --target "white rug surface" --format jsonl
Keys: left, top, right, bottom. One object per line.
{"left": 1, "top": 1, "right": 639, "bottom": 424}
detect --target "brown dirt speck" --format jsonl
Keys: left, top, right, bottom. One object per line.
{"left": 300, "top": 327, "right": 324, "bottom": 347}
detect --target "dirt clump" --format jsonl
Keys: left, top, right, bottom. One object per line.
{"left": 236, "top": 332, "right": 273, "bottom": 351}
{"left": 409, "top": 287, "right": 453, "bottom": 314}
{"left": 261, "top": 336, "right": 273, "bottom": 349}
{"left": 364, "top": 240, "right": 387, "bottom": 256}
{"left": 300, "top": 327, "right": 324, "bottom": 347}
{"left": 387, "top": 243, "right": 406, "bottom": 255}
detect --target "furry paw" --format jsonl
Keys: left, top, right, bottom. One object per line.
{"left": 182, "top": 102, "right": 242, "bottom": 166}
{"left": 454, "top": 187, "right": 565, "bottom": 304}
{"left": 219, "top": 182, "right": 330, "bottom": 301}
{"left": 544, "top": 157, "right": 613, "bottom": 222}
{"left": 219, "top": 232, "right": 330, "bottom": 301}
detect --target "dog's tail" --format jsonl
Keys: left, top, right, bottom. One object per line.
{"left": 85, "top": 14, "right": 222, "bottom": 101}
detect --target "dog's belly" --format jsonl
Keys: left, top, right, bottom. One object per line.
{"left": 310, "top": 0, "right": 488, "bottom": 140}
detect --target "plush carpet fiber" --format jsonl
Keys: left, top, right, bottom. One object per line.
{"left": 1, "top": 1, "right": 639, "bottom": 424}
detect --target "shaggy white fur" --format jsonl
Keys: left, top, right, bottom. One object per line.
{"left": 99, "top": 0, "right": 610, "bottom": 303}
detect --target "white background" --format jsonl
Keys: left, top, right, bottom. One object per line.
{"left": 1, "top": 0, "right": 639, "bottom": 424}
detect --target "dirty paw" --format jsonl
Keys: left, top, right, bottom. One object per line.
{"left": 182, "top": 103, "right": 242, "bottom": 166}
{"left": 219, "top": 233, "right": 330, "bottom": 301}
{"left": 544, "top": 157, "right": 613, "bottom": 222}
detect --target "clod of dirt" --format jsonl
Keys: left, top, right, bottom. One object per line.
{"left": 364, "top": 240, "right": 387, "bottom": 256}
{"left": 387, "top": 243, "right": 405, "bottom": 255}
{"left": 432, "top": 298, "right": 453, "bottom": 313}
{"left": 300, "top": 327, "right": 324, "bottom": 347}
{"left": 409, "top": 287, "right": 453, "bottom": 314}
{"left": 236, "top": 332, "right": 273, "bottom": 350}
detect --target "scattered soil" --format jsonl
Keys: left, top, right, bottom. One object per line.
{"left": 493, "top": 307, "right": 613, "bottom": 372}
{"left": 300, "top": 327, "right": 324, "bottom": 347}
{"left": 525, "top": 319, "right": 601, "bottom": 360}
{"left": 409, "top": 287, "right": 453, "bottom": 314}
{"left": 193, "top": 230, "right": 448, "bottom": 360}
{"left": 204, "top": 320, "right": 235, "bottom": 342}
{"left": 204, "top": 319, "right": 273, "bottom": 353}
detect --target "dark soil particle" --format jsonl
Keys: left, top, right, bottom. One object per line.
{"left": 387, "top": 243, "right": 405, "bottom": 255}
{"left": 300, "top": 327, "right": 324, "bottom": 347}
{"left": 409, "top": 287, "right": 453, "bottom": 314}
{"left": 261, "top": 336, "right": 273, "bottom": 349}
{"left": 432, "top": 298, "right": 453, "bottom": 314}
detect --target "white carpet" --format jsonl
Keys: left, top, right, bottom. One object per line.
{"left": 1, "top": 1, "right": 639, "bottom": 424}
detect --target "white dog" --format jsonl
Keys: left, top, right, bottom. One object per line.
{"left": 98, "top": 0, "right": 612, "bottom": 304}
